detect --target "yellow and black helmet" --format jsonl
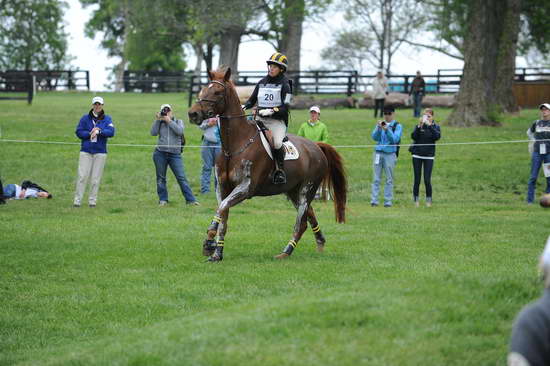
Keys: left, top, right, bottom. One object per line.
{"left": 266, "top": 52, "right": 288, "bottom": 71}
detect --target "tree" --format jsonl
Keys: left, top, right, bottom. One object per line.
{"left": 320, "top": 30, "right": 373, "bottom": 72}
{"left": 80, "top": 0, "right": 131, "bottom": 91}
{"left": 0, "top": 0, "right": 71, "bottom": 70}
{"left": 447, "top": 0, "right": 521, "bottom": 127}
{"left": 254, "top": 0, "right": 332, "bottom": 72}
{"left": 321, "top": 0, "right": 425, "bottom": 74}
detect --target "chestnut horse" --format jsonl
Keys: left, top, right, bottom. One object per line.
{"left": 188, "top": 68, "right": 347, "bottom": 261}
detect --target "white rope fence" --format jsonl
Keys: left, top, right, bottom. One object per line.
{"left": 0, "top": 138, "right": 547, "bottom": 149}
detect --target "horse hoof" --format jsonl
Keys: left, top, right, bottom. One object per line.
{"left": 274, "top": 253, "right": 290, "bottom": 260}
{"left": 316, "top": 244, "right": 325, "bottom": 252}
{"left": 203, "top": 239, "right": 216, "bottom": 256}
{"left": 206, "top": 255, "right": 222, "bottom": 262}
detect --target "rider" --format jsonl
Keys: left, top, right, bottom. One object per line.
{"left": 243, "top": 52, "right": 292, "bottom": 184}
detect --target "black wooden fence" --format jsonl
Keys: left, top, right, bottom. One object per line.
{"left": 121, "top": 68, "right": 550, "bottom": 107}
{"left": 0, "top": 72, "right": 35, "bottom": 104}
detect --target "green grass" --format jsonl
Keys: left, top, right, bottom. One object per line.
{"left": 0, "top": 91, "right": 548, "bottom": 365}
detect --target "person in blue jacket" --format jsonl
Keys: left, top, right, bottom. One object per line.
{"left": 73, "top": 96, "right": 115, "bottom": 207}
{"left": 370, "top": 105, "right": 402, "bottom": 207}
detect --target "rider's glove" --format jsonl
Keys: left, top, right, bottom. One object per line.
{"left": 241, "top": 104, "right": 246, "bottom": 111}
{"left": 258, "top": 109, "right": 274, "bottom": 117}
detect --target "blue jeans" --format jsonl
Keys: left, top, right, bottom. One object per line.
{"left": 2, "top": 184, "right": 16, "bottom": 198}
{"left": 413, "top": 92, "right": 423, "bottom": 117}
{"left": 153, "top": 150, "right": 197, "bottom": 203}
{"left": 200, "top": 140, "right": 221, "bottom": 193}
{"left": 371, "top": 151, "right": 396, "bottom": 206}
{"left": 527, "top": 151, "right": 550, "bottom": 203}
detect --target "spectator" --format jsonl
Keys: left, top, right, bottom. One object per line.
{"left": 73, "top": 96, "right": 115, "bottom": 208}
{"left": 370, "top": 106, "right": 402, "bottom": 207}
{"left": 151, "top": 104, "right": 199, "bottom": 206}
{"left": 297, "top": 105, "right": 330, "bottom": 200}
{"left": 198, "top": 116, "right": 221, "bottom": 194}
{"left": 508, "top": 236, "right": 550, "bottom": 366}
{"left": 0, "top": 177, "right": 4, "bottom": 204}
{"left": 3, "top": 180, "right": 52, "bottom": 200}
{"left": 409, "top": 108, "right": 441, "bottom": 207}
{"left": 409, "top": 71, "right": 426, "bottom": 118}
{"left": 372, "top": 70, "right": 388, "bottom": 118}
{"left": 297, "top": 106, "right": 329, "bottom": 144}
{"left": 527, "top": 103, "right": 550, "bottom": 204}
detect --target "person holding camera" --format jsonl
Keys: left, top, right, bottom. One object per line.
{"left": 409, "top": 108, "right": 441, "bottom": 207}
{"left": 74, "top": 96, "right": 115, "bottom": 207}
{"left": 198, "top": 116, "right": 221, "bottom": 194}
{"left": 151, "top": 104, "right": 198, "bottom": 206}
{"left": 370, "top": 106, "right": 402, "bottom": 207}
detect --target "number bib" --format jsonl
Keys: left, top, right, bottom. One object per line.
{"left": 258, "top": 84, "right": 283, "bottom": 108}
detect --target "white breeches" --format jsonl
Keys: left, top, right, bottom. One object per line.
{"left": 259, "top": 117, "right": 287, "bottom": 149}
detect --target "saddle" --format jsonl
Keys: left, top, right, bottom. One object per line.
{"left": 255, "top": 120, "right": 298, "bottom": 161}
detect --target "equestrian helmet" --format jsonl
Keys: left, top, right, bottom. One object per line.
{"left": 266, "top": 52, "right": 288, "bottom": 71}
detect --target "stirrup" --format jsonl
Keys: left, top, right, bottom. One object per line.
{"left": 273, "top": 170, "right": 286, "bottom": 184}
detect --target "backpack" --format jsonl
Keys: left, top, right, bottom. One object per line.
{"left": 21, "top": 180, "right": 49, "bottom": 192}
{"left": 391, "top": 122, "right": 401, "bottom": 157}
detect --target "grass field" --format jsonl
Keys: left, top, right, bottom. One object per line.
{"left": 0, "top": 91, "right": 548, "bottom": 365}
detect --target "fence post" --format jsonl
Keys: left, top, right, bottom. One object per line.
{"left": 436, "top": 72, "right": 440, "bottom": 93}
{"left": 404, "top": 76, "right": 410, "bottom": 94}
{"left": 188, "top": 74, "right": 195, "bottom": 107}
{"left": 86, "top": 71, "right": 90, "bottom": 90}
{"left": 347, "top": 75, "right": 352, "bottom": 97}
{"left": 68, "top": 70, "right": 74, "bottom": 90}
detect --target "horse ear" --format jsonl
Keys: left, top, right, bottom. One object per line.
{"left": 224, "top": 68, "right": 231, "bottom": 82}
{"left": 207, "top": 70, "right": 214, "bottom": 80}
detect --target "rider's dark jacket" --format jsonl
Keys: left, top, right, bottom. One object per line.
{"left": 530, "top": 119, "right": 550, "bottom": 153}
{"left": 243, "top": 73, "right": 291, "bottom": 125}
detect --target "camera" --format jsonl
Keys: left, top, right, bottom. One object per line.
{"left": 380, "top": 121, "right": 386, "bottom": 127}
{"left": 422, "top": 115, "right": 429, "bottom": 124}
{"left": 160, "top": 107, "right": 170, "bottom": 117}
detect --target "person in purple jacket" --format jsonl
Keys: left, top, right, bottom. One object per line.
{"left": 73, "top": 96, "right": 115, "bottom": 207}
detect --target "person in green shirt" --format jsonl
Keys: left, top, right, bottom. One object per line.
{"left": 297, "top": 106, "right": 329, "bottom": 143}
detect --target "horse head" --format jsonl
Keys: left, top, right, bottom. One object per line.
{"left": 188, "top": 68, "right": 233, "bottom": 125}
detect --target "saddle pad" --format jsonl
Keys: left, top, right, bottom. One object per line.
{"left": 258, "top": 126, "right": 299, "bottom": 161}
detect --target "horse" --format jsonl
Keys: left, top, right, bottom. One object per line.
{"left": 187, "top": 68, "right": 347, "bottom": 261}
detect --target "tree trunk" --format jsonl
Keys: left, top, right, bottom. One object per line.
{"left": 218, "top": 26, "right": 243, "bottom": 78}
{"left": 494, "top": 0, "right": 521, "bottom": 113}
{"left": 280, "top": 0, "right": 304, "bottom": 73}
{"left": 193, "top": 42, "right": 203, "bottom": 75}
{"left": 204, "top": 43, "right": 214, "bottom": 72}
{"left": 114, "top": 59, "right": 127, "bottom": 92}
{"left": 448, "top": 0, "right": 520, "bottom": 127}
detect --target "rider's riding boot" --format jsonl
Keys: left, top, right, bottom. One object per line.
{"left": 273, "top": 147, "right": 286, "bottom": 185}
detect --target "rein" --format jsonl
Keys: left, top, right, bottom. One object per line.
{"left": 201, "top": 80, "right": 258, "bottom": 159}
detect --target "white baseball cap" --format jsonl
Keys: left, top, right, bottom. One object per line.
{"left": 309, "top": 106, "right": 320, "bottom": 114}
{"left": 539, "top": 103, "right": 550, "bottom": 110}
{"left": 92, "top": 96, "right": 104, "bottom": 105}
{"left": 160, "top": 104, "right": 172, "bottom": 112}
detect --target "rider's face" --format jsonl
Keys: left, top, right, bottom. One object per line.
{"left": 268, "top": 64, "right": 281, "bottom": 77}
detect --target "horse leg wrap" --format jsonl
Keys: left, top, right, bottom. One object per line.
{"left": 203, "top": 239, "right": 217, "bottom": 256}
{"left": 282, "top": 239, "right": 297, "bottom": 255}
{"left": 312, "top": 225, "right": 326, "bottom": 246}
{"left": 208, "top": 240, "right": 224, "bottom": 262}
{"left": 207, "top": 215, "right": 222, "bottom": 233}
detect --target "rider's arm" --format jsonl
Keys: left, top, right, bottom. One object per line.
{"left": 271, "top": 80, "right": 291, "bottom": 120}
{"left": 243, "top": 84, "right": 260, "bottom": 110}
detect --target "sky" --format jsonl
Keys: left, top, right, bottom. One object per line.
{"left": 65, "top": 0, "right": 467, "bottom": 92}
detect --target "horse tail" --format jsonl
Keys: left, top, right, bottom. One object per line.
{"left": 317, "top": 142, "right": 347, "bottom": 223}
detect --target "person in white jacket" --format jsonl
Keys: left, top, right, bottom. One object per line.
{"left": 372, "top": 70, "right": 388, "bottom": 118}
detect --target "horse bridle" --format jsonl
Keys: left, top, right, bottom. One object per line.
{"left": 197, "top": 80, "right": 259, "bottom": 159}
